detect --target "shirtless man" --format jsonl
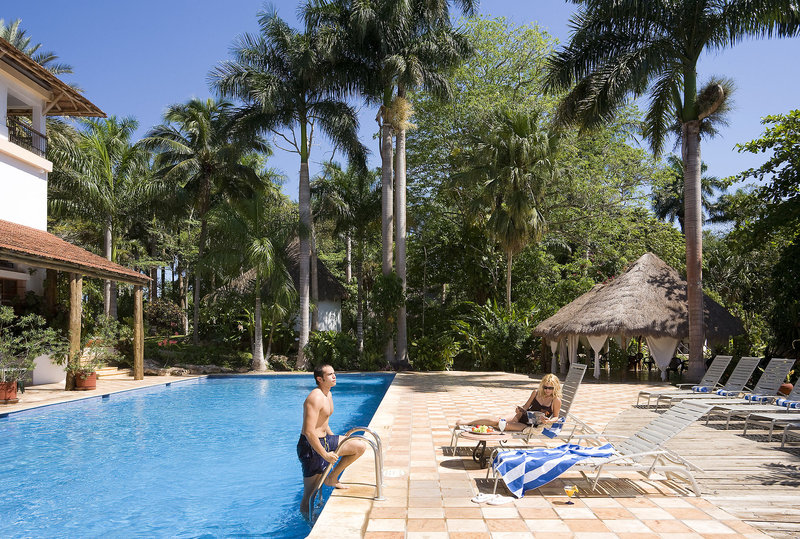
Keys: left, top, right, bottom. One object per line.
{"left": 297, "top": 364, "right": 366, "bottom": 513}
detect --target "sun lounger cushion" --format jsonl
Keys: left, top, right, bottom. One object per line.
{"left": 491, "top": 443, "right": 615, "bottom": 498}
{"left": 776, "top": 398, "right": 800, "bottom": 409}
{"left": 743, "top": 394, "right": 771, "bottom": 403}
{"left": 692, "top": 386, "right": 710, "bottom": 393}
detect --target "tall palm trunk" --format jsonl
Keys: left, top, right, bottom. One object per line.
{"left": 103, "top": 219, "right": 113, "bottom": 317}
{"left": 356, "top": 239, "right": 365, "bottom": 353}
{"left": 193, "top": 219, "right": 208, "bottom": 345}
{"left": 682, "top": 120, "right": 705, "bottom": 381}
{"left": 380, "top": 117, "right": 394, "bottom": 366}
{"left": 178, "top": 263, "right": 189, "bottom": 334}
{"left": 311, "top": 224, "right": 319, "bottom": 331}
{"left": 297, "top": 160, "right": 312, "bottom": 368}
{"left": 266, "top": 310, "right": 276, "bottom": 362}
{"left": 252, "top": 279, "right": 266, "bottom": 371}
{"left": 394, "top": 119, "right": 408, "bottom": 368}
{"left": 506, "top": 251, "right": 513, "bottom": 308}
{"left": 345, "top": 234, "right": 352, "bottom": 283}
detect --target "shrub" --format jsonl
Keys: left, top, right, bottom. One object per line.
{"left": 145, "top": 299, "right": 185, "bottom": 336}
{"left": 410, "top": 335, "right": 457, "bottom": 371}
{"left": 304, "top": 331, "right": 359, "bottom": 371}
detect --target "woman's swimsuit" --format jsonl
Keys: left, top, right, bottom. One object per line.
{"left": 520, "top": 397, "right": 554, "bottom": 426}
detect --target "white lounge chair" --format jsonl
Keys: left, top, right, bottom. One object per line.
{"left": 636, "top": 355, "right": 732, "bottom": 406}
{"left": 654, "top": 356, "right": 761, "bottom": 410}
{"left": 487, "top": 400, "right": 711, "bottom": 497}
{"left": 742, "top": 408, "right": 800, "bottom": 440}
{"left": 699, "top": 358, "right": 796, "bottom": 428}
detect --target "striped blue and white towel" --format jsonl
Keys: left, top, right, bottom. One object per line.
{"left": 776, "top": 398, "right": 800, "bottom": 409}
{"left": 692, "top": 385, "right": 710, "bottom": 393}
{"left": 491, "top": 444, "right": 616, "bottom": 498}
{"left": 743, "top": 393, "right": 770, "bottom": 403}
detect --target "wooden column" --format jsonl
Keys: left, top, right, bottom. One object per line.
{"left": 66, "top": 273, "right": 82, "bottom": 391}
{"left": 133, "top": 285, "right": 144, "bottom": 380}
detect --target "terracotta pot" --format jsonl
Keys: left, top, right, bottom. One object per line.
{"left": 74, "top": 372, "right": 97, "bottom": 391}
{"left": 0, "top": 381, "right": 19, "bottom": 404}
{"left": 778, "top": 382, "right": 793, "bottom": 396}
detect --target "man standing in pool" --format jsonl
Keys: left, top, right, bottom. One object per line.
{"left": 298, "top": 363, "right": 366, "bottom": 513}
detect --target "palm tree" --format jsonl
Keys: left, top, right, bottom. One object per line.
{"left": 142, "top": 98, "right": 268, "bottom": 344}
{"left": 0, "top": 18, "right": 73, "bottom": 75}
{"left": 205, "top": 173, "right": 295, "bottom": 371}
{"left": 312, "top": 162, "right": 381, "bottom": 352}
{"left": 652, "top": 155, "right": 727, "bottom": 233}
{"left": 307, "top": 0, "right": 474, "bottom": 367}
{"left": 49, "top": 116, "right": 150, "bottom": 318}
{"left": 543, "top": 0, "right": 799, "bottom": 380}
{"left": 212, "top": 9, "right": 366, "bottom": 368}
{"left": 455, "top": 108, "right": 560, "bottom": 307}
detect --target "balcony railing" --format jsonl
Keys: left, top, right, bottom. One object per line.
{"left": 6, "top": 116, "right": 47, "bottom": 158}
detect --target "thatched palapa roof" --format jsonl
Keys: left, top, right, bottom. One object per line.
{"left": 534, "top": 253, "right": 743, "bottom": 342}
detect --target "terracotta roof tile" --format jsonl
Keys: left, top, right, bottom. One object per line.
{"left": 0, "top": 219, "right": 148, "bottom": 283}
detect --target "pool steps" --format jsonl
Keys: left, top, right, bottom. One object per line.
{"left": 95, "top": 367, "right": 133, "bottom": 380}
{"left": 310, "top": 427, "right": 384, "bottom": 523}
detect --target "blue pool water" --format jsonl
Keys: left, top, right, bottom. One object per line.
{"left": 0, "top": 373, "right": 393, "bottom": 538}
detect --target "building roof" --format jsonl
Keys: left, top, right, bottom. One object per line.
{"left": 0, "top": 219, "right": 148, "bottom": 284}
{"left": 534, "top": 252, "right": 744, "bottom": 343}
{"left": 287, "top": 240, "right": 348, "bottom": 301}
{"left": 0, "top": 37, "right": 105, "bottom": 118}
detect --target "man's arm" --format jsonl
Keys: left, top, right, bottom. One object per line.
{"left": 302, "top": 393, "right": 338, "bottom": 464}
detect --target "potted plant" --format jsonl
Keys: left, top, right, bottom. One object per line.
{"left": 0, "top": 306, "right": 65, "bottom": 404}
{"left": 60, "top": 316, "right": 126, "bottom": 391}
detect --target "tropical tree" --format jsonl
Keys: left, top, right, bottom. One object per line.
{"left": 651, "top": 155, "right": 726, "bottom": 233}
{"left": 205, "top": 171, "right": 295, "bottom": 371}
{"left": 312, "top": 162, "right": 381, "bottom": 352}
{"left": 454, "top": 108, "right": 560, "bottom": 307}
{"left": 543, "top": 0, "right": 800, "bottom": 380}
{"left": 49, "top": 116, "right": 150, "bottom": 319}
{"left": 308, "top": 0, "right": 475, "bottom": 366}
{"left": 212, "top": 9, "right": 366, "bottom": 368}
{"left": 142, "top": 98, "right": 268, "bottom": 344}
{"left": 0, "top": 18, "right": 72, "bottom": 75}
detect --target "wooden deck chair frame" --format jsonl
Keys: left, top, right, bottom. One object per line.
{"left": 654, "top": 357, "right": 761, "bottom": 410}
{"left": 487, "top": 400, "right": 712, "bottom": 497}
{"left": 699, "top": 358, "right": 796, "bottom": 428}
{"left": 636, "top": 355, "right": 732, "bottom": 406}
{"left": 448, "top": 363, "right": 591, "bottom": 452}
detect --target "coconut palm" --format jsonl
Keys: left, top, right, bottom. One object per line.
{"left": 307, "top": 0, "right": 474, "bottom": 366}
{"left": 205, "top": 172, "right": 295, "bottom": 371}
{"left": 0, "top": 18, "right": 73, "bottom": 75}
{"left": 142, "top": 98, "right": 268, "bottom": 344}
{"left": 48, "top": 116, "right": 150, "bottom": 319}
{"left": 543, "top": 0, "right": 800, "bottom": 380}
{"left": 312, "top": 162, "right": 381, "bottom": 352}
{"left": 652, "top": 155, "right": 726, "bottom": 233}
{"left": 212, "top": 9, "right": 366, "bottom": 368}
{"left": 455, "top": 108, "right": 560, "bottom": 307}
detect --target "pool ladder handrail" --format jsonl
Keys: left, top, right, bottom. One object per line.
{"left": 310, "top": 427, "right": 385, "bottom": 521}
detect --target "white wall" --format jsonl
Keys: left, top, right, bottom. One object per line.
{"left": 0, "top": 152, "right": 47, "bottom": 230}
{"left": 293, "top": 299, "right": 343, "bottom": 333}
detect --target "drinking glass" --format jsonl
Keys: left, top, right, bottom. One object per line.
{"left": 563, "top": 485, "right": 578, "bottom": 504}
{"left": 498, "top": 418, "right": 506, "bottom": 432}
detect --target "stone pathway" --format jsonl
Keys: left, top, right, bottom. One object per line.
{"left": 311, "top": 371, "right": 781, "bottom": 538}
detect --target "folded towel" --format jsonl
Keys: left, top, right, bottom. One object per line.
{"left": 743, "top": 394, "right": 770, "bottom": 403}
{"left": 715, "top": 389, "right": 739, "bottom": 396}
{"left": 692, "top": 385, "right": 709, "bottom": 393}
{"left": 542, "top": 418, "right": 564, "bottom": 439}
{"left": 776, "top": 398, "right": 800, "bottom": 409}
{"left": 491, "top": 443, "right": 615, "bottom": 498}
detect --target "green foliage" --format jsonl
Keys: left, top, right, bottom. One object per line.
{"left": 410, "top": 335, "right": 457, "bottom": 371}
{"left": 451, "top": 301, "right": 535, "bottom": 372}
{"left": 0, "top": 306, "right": 65, "bottom": 382}
{"left": 144, "top": 337, "right": 251, "bottom": 369}
{"left": 372, "top": 272, "right": 404, "bottom": 324}
{"left": 304, "top": 331, "right": 359, "bottom": 371}
{"left": 145, "top": 298, "right": 184, "bottom": 336}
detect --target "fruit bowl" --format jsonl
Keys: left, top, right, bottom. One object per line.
{"left": 469, "top": 425, "right": 496, "bottom": 434}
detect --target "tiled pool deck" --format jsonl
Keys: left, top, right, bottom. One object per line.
{"left": 5, "top": 371, "right": 795, "bottom": 537}
{"left": 312, "top": 371, "right": 782, "bottom": 539}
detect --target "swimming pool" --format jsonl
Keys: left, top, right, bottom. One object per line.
{"left": 0, "top": 373, "right": 394, "bottom": 538}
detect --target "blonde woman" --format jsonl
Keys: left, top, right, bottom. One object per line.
{"left": 462, "top": 374, "right": 563, "bottom": 432}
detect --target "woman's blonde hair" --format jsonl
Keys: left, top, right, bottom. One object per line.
{"left": 537, "top": 373, "right": 562, "bottom": 399}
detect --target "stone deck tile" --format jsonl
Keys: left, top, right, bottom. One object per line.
{"left": 309, "top": 371, "right": 786, "bottom": 538}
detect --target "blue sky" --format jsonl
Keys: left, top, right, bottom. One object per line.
{"left": 5, "top": 1, "right": 799, "bottom": 201}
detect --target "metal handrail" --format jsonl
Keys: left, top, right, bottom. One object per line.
{"left": 6, "top": 116, "right": 47, "bottom": 157}
{"left": 310, "top": 427, "right": 384, "bottom": 522}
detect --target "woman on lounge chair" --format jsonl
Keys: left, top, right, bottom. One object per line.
{"left": 461, "top": 374, "right": 563, "bottom": 431}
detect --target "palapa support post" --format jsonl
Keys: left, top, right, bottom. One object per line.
{"left": 133, "top": 285, "right": 144, "bottom": 380}
{"left": 66, "top": 272, "right": 82, "bottom": 391}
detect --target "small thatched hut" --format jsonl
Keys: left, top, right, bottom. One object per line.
{"left": 534, "top": 253, "right": 744, "bottom": 379}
